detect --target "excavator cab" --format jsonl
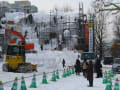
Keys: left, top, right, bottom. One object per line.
{"left": 6, "top": 44, "right": 25, "bottom": 63}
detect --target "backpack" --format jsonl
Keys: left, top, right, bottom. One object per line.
{"left": 83, "top": 62, "right": 87, "bottom": 69}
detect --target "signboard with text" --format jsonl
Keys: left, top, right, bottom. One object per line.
{"left": 0, "top": 29, "right": 5, "bottom": 34}
{"left": 89, "top": 24, "right": 93, "bottom": 52}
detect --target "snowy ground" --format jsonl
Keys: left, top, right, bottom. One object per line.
{"left": 0, "top": 50, "right": 113, "bottom": 90}
{"left": 3, "top": 74, "right": 106, "bottom": 90}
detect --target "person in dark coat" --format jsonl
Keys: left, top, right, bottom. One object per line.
{"left": 62, "top": 59, "right": 65, "bottom": 68}
{"left": 41, "top": 44, "right": 43, "bottom": 51}
{"left": 99, "top": 63, "right": 103, "bottom": 77}
{"left": 74, "top": 59, "right": 81, "bottom": 75}
{"left": 87, "top": 60, "right": 93, "bottom": 87}
{"left": 95, "top": 57, "right": 102, "bottom": 78}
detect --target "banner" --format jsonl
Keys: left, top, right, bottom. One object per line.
{"left": 85, "top": 24, "right": 89, "bottom": 45}
{"left": 89, "top": 24, "right": 93, "bottom": 52}
{"left": 0, "top": 29, "right": 5, "bottom": 34}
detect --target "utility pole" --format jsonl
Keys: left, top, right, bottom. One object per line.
{"left": 78, "top": 2, "right": 85, "bottom": 51}
{"left": 69, "top": 16, "right": 71, "bottom": 50}
{"left": 78, "top": 3, "right": 81, "bottom": 38}
{"left": 49, "top": 10, "right": 52, "bottom": 47}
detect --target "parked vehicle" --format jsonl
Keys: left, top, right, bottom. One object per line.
{"left": 112, "top": 58, "right": 120, "bottom": 73}
{"left": 80, "top": 52, "right": 95, "bottom": 63}
{"left": 103, "top": 56, "right": 113, "bottom": 65}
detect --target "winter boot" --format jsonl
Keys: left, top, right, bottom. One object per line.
{"left": 30, "top": 74, "right": 37, "bottom": 88}
{"left": 0, "top": 81, "right": 4, "bottom": 90}
{"left": 42, "top": 72, "right": 48, "bottom": 84}
{"left": 20, "top": 76, "right": 27, "bottom": 90}
{"left": 11, "top": 77, "right": 18, "bottom": 90}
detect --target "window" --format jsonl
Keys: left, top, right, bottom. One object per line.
{"left": 114, "top": 59, "right": 120, "bottom": 64}
{"left": 7, "top": 45, "right": 24, "bottom": 56}
{"left": 81, "top": 52, "right": 95, "bottom": 60}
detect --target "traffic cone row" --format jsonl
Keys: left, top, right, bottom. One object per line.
{"left": 103, "top": 70, "right": 116, "bottom": 84}
{"left": 105, "top": 77, "right": 120, "bottom": 90}
{"left": 1, "top": 68, "right": 75, "bottom": 89}
{"left": 103, "top": 70, "right": 120, "bottom": 90}
{"left": 62, "top": 67, "right": 74, "bottom": 78}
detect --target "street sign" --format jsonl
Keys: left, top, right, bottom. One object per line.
{"left": 0, "top": 29, "right": 5, "bottom": 34}
{"left": 89, "top": 24, "right": 93, "bottom": 52}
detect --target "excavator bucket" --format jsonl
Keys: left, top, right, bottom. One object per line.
{"left": 32, "top": 64, "right": 37, "bottom": 71}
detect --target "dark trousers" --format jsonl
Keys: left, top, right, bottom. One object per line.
{"left": 76, "top": 72, "right": 80, "bottom": 75}
{"left": 63, "top": 64, "right": 65, "bottom": 68}
{"left": 89, "top": 80, "right": 93, "bottom": 86}
{"left": 96, "top": 70, "right": 102, "bottom": 78}
{"left": 83, "top": 69, "right": 87, "bottom": 77}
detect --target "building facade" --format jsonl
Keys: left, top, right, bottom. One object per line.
{"left": 0, "top": 1, "right": 9, "bottom": 18}
{"left": 0, "top": 1, "right": 38, "bottom": 14}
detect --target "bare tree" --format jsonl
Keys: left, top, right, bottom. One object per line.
{"left": 91, "top": 0, "right": 108, "bottom": 60}
{"left": 111, "top": 15, "right": 120, "bottom": 57}
{"left": 113, "top": 16, "right": 120, "bottom": 43}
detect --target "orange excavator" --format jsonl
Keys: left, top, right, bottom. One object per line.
{"left": 2, "top": 30, "right": 37, "bottom": 73}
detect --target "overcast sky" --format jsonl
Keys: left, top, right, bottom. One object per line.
{"left": 0, "top": 0, "right": 92, "bottom": 13}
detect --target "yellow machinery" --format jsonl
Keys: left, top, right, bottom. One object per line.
{"left": 2, "top": 30, "right": 37, "bottom": 73}
{"left": 3, "top": 44, "right": 37, "bottom": 73}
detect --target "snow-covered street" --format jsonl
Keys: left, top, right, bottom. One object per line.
{"left": 0, "top": 0, "right": 118, "bottom": 89}
{"left": 0, "top": 50, "right": 113, "bottom": 90}
{"left": 2, "top": 71, "right": 106, "bottom": 90}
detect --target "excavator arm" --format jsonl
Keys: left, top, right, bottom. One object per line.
{"left": 5, "top": 30, "right": 34, "bottom": 49}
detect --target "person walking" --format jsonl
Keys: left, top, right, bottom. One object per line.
{"left": 87, "top": 60, "right": 93, "bottom": 87}
{"left": 62, "top": 59, "right": 65, "bottom": 68}
{"left": 74, "top": 59, "right": 81, "bottom": 75}
{"left": 41, "top": 44, "right": 43, "bottom": 51}
{"left": 95, "top": 57, "right": 102, "bottom": 78}
{"left": 82, "top": 59, "right": 88, "bottom": 78}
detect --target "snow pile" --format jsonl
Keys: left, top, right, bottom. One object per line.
{"left": 26, "top": 50, "right": 78, "bottom": 70}
{"left": 3, "top": 12, "right": 25, "bottom": 23}
{"left": 33, "top": 13, "right": 50, "bottom": 23}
